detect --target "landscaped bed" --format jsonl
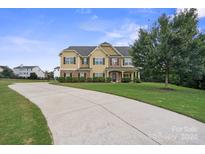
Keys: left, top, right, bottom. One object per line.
{"left": 0, "top": 79, "right": 52, "bottom": 144}
{"left": 52, "top": 81, "right": 205, "bottom": 123}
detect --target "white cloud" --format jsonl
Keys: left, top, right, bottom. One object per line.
{"left": 100, "top": 22, "right": 147, "bottom": 45}
{"left": 176, "top": 8, "right": 205, "bottom": 18}
{"left": 91, "top": 15, "right": 98, "bottom": 20}
{"left": 0, "top": 36, "right": 47, "bottom": 53}
{"left": 80, "top": 17, "right": 147, "bottom": 46}
{"left": 76, "top": 9, "right": 92, "bottom": 14}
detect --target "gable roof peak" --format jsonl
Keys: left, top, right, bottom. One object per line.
{"left": 100, "top": 42, "right": 112, "bottom": 47}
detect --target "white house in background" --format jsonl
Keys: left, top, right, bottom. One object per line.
{"left": 54, "top": 66, "right": 60, "bottom": 78}
{"left": 13, "top": 64, "right": 45, "bottom": 78}
{"left": 0, "top": 66, "right": 4, "bottom": 72}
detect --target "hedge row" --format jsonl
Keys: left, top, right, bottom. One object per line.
{"left": 57, "top": 77, "right": 111, "bottom": 83}
{"left": 57, "top": 77, "right": 141, "bottom": 83}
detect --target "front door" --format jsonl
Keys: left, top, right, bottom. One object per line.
{"left": 112, "top": 72, "right": 117, "bottom": 82}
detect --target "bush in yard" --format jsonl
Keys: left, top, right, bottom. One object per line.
{"left": 29, "top": 72, "right": 38, "bottom": 79}
{"left": 93, "top": 77, "right": 105, "bottom": 82}
{"left": 133, "top": 77, "right": 141, "bottom": 83}
{"left": 79, "top": 77, "right": 86, "bottom": 82}
{"left": 66, "top": 77, "right": 72, "bottom": 82}
{"left": 86, "top": 77, "right": 93, "bottom": 82}
{"left": 106, "top": 77, "right": 112, "bottom": 83}
{"left": 121, "top": 77, "right": 131, "bottom": 83}
{"left": 72, "top": 77, "right": 79, "bottom": 82}
{"left": 58, "top": 77, "right": 65, "bottom": 83}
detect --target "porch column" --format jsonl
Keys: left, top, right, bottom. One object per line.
{"left": 122, "top": 71, "right": 124, "bottom": 78}
{"left": 138, "top": 71, "right": 140, "bottom": 80}
{"left": 106, "top": 70, "right": 109, "bottom": 78}
{"left": 131, "top": 72, "right": 134, "bottom": 81}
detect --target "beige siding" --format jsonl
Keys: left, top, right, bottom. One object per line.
{"left": 60, "top": 51, "right": 79, "bottom": 70}
{"left": 101, "top": 46, "right": 119, "bottom": 55}
{"left": 89, "top": 47, "right": 108, "bottom": 77}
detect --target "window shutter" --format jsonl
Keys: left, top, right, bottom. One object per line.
{"left": 70, "top": 73, "right": 72, "bottom": 77}
{"left": 103, "top": 73, "right": 105, "bottom": 77}
{"left": 82, "top": 57, "right": 84, "bottom": 64}
{"left": 74, "top": 57, "right": 76, "bottom": 64}
{"left": 84, "top": 73, "right": 86, "bottom": 78}
{"left": 63, "top": 57, "right": 65, "bottom": 64}
{"left": 123, "top": 59, "right": 125, "bottom": 65}
{"left": 78, "top": 73, "right": 80, "bottom": 78}
{"left": 117, "top": 58, "right": 119, "bottom": 65}
{"left": 93, "top": 73, "right": 95, "bottom": 77}
{"left": 87, "top": 58, "right": 89, "bottom": 65}
{"left": 93, "top": 58, "right": 95, "bottom": 65}
{"left": 103, "top": 58, "right": 105, "bottom": 65}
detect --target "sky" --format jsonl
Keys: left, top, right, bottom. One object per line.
{"left": 0, "top": 8, "right": 205, "bottom": 71}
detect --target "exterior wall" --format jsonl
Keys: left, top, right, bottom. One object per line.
{"left": 54, "top": 68, "right": 60, "bottom": 78}
{"left": 0, "top": 67, "right": 3, "bottom": 72}
{"left": 79, "top": 57, "right": 89, "bottom": 68}
{"left": 60, "top": 51, "right": 79, "bottom": 70}
{"left": 13, "top": 66, "right": 45, "bottom": 78}
{"left": 101, "top": 46, "right": 119, "bottom": 55}
{"left": 89, "top": 47, "right": 108, "bottom": 77}
{"left": 60, "top": 70, "right": 90, "bottom": 78}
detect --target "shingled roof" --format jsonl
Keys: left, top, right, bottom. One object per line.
{"left": 62, "top": 43, "right": 131, "bottom": 56}
{"left": 13, "top": 65, "right": 38, "bottom": 69}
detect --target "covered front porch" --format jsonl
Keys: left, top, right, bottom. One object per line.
{"left": 105, "top": 67, "right": 140, "bottom": 82}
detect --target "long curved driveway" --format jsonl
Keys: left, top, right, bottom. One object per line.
{"left": 9, "top": 83, "right": 205, "bottom": 144}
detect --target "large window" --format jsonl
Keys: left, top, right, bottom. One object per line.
{"left": 111, "top": 58, "right": 118, "bottom": 65}
{"left": 64, "top": 57, "right": 75, "bottom": 64}
{"left": 124, "top": 58, "right": 132, "bottom": 65}
{"left": 82, "top": 57, "right": 88, "bottom": 64}
{"left": 94, "top": 73, "right": 104, "bottom": 77}
{"left": 94, "top": 58, "right": 104, "bottom": 65}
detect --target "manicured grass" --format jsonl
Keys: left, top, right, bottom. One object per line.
{"left": 52, "top": 81, "right": 205, "bottom": 123}
{"left": 0, "top": 79, "right": 52, "bottom": 144}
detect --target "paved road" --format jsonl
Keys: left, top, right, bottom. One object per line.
{"left": 9, "top": 83, "right": 205, "bottom": 144}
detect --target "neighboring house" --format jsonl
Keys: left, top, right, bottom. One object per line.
{"left": 13, "top": 64, "right": 45, "bottom": 78}
{"left": 54, "top": 66, "right": 60, "bottom": 78}
{"left": 59, "top": 42, "right": 140, "bottom": 82}
{"left": 0, "top": 66, "right": 5, "bottom": 73}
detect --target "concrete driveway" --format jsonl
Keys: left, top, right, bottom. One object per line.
{"left": 9, "top": 82, "right": 205, "bottom": 144}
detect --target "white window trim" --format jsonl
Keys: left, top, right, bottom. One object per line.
{"left": 124, "top": 58, "right": 132, "bottom": 65}
{"left": 65, "top": 57, "right": 75, "bottom": 64}
{"left": 95, "top": 57, "right": 104, "bottom": 65}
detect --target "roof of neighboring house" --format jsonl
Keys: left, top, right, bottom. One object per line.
{"left": 61, "top": 43, "right": 131, "bottom": 56}
{"left": 13, "top": 65, "right": 38, "bottom": 69}
{"left": 54, "top": 66, "right": 60, "bottom": 69}
{"left": 0, "top": 65, "right": 9, "bottom": 69}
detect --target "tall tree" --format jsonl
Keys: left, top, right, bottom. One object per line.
{"left": 131, "top": 9, "right": 204, "bottom": 88}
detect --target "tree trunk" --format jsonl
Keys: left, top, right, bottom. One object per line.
{"left": 165, "top": 69, "right": 169, "bottom": 88}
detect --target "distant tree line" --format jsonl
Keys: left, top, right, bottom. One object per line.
{"left": 131, "top": 8, "right": 205, "bottom": 89}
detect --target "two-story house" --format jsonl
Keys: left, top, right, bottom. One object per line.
{"left": 59, "top": 42, "right": 140, "bottom": 82}
{"left": 13, "top": 64, "right": 45, "bottom": 78}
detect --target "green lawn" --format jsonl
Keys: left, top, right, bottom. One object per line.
{"left": 52, "top": 81, "right": 205, "bottom": 123}
{"left": 0, "top": 79, "right": 52, "bottom": 144}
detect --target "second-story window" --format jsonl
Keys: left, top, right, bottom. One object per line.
{"left": 124, "top": 58, "right": 132, "bottom": 65}
{"left": 111, "top": 58, "right": 118, "bottom": 65}
{"left": 64, "top": 57, "right": 76, "bottom": 64}
{"left": 82, "top": 57, "right": 88, "bottom": 64}
{"left": 93, "top": 58, "right": 105, "bottom": 65}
